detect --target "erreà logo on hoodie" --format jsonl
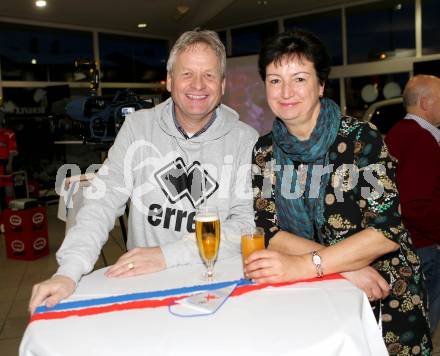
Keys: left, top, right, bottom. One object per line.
{"left": 154, "top": 157, "right": 219, "bottom": 208}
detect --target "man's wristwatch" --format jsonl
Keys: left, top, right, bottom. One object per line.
{"left": 311, "top": 251, "right": 324, "bottom": 278}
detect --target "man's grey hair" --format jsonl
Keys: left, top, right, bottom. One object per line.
{"left": 403, "top": 74, "right": 437, "bottom": 108}
{"left": 167, "top": 29, "right": 226, "bottom": 78}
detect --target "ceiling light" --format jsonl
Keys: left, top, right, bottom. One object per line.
{"left": 31, "top": 58, "right": 37, "bottom": 64}
{"left": 395, "top": 3, "right": 402, "bottom": 10}
{"left": 138, "top": 23, "right": 147, "bottom": 28}
{"left": 35, "top": 0, "right": 47, "bottom": 8}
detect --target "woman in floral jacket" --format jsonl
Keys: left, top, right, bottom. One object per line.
{"left": 244, "top": 30, "right": 432, "bottom": 355}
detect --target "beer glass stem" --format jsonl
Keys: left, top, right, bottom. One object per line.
{"left": 206, "top": 259, "right": 215, "bottom": 280}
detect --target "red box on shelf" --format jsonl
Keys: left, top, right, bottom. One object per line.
{"left": 3, "top": 206, "right": 49, "bottom": 260}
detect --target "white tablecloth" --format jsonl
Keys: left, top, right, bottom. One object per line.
{"left": 20, "top": 257, "right": 387, "bottom": 356}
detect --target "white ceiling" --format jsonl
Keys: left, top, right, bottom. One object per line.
{"left": 0, "top": 0, "right": 353, "bottom": 39}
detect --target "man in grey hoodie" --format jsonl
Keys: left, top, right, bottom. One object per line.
{"left": 29, "top": 29, "right": 258, "bottom": 313}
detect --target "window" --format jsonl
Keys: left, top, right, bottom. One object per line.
{"left": 422, "top": 0, "right": 440, "bottom": 55}
{"left": 413, "top": 59, "right": 440, "bottom": 77}
{"left": 231, "top": 22, "right": 278, "bottom": 56}
{"left": 284, "top": 10, "right": 342, "bottom": 66}
{"left": 101, "top": 88, "right": 168, "bottom": 106}
{"left": 346, "top": 0, "right": 415, "bottom": 64}
{"left": 2, "top": 87, "right": 66, "bottom": 186}
{"left": 364, "top": 98, "right": 405, "bottom": 135}
{"left": 99, "top": 33, "right": 169, "bottom": 83}
{"left": 217, "top": 31, "right": 227, "bottom": 49}
{"left": 326, "top": 79, "right": 341, "bottom": 106}
{"left": 0, "top": 22, "right": 93, "bottom": 82}
{"left": 345, "top": 72, "right": 408, "bottom": 118}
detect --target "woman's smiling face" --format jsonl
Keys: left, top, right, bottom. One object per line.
{"left": 265, "top": 55, "right": 324, "bottom": 138}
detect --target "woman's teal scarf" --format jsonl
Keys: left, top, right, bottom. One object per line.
{"left": 272, "top": 97, "right": 341, "bottom": 241}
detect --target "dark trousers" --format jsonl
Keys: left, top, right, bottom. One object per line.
{"left": 418, "top": 244, "right": 440, "bottom": 334}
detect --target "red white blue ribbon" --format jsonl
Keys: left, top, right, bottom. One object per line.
{"left": 30, "top": 274, "right": 343, "bottom": 323}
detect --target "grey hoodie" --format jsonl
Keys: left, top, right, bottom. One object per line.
{"left": 56, "top": 98, "right": 259, "bottom": 283}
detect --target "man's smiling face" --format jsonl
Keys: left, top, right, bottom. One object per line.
{"left": 167, "top": 43, "right": 225, "bottom": 128}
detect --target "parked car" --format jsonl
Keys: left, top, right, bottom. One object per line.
{"left": 362, "top": 97, "right": 405, "bottom": 135}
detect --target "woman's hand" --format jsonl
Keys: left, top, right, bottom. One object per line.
{"left": 341, "top": 266, "right": 391, "bottom": 302}
{"left": 243, "top": 249, "right": 308, "bottom": 284}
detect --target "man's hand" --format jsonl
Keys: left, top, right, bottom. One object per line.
{"left": 29, "top": 275, "right": 76, "bottom": 315}
{"left": 342, "top": 266, "right": 391, "bottom": 302}
{"left": 105, "top": 247, "right": 166, "bottom": 278}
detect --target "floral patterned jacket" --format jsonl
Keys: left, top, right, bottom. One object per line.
{"left": 252, "top": 116, "right": 423, "bottom": 291}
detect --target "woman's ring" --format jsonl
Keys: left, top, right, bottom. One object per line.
{"left": 368, "top": 295, "right": 373, "bottom": 300}
{"left": 128, "top": 262, "right": 135, "bottom": 270}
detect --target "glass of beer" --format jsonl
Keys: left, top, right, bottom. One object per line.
{"left": 241, "top": 227, "right": 265, "bottom": 271}
{"left": 195, "top": 206, "right": 220, "bottom": 280}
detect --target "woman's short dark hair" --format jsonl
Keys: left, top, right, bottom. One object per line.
{"left": 258, "top": 29, "right": 331, "bottom": 85}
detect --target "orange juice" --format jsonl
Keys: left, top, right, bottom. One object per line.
{"left": 241, "top": 233, "right": 265, "bottom": 261}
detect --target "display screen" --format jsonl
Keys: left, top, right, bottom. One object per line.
{"left": 223, "top": 55, "right": 274, "bottom": 135}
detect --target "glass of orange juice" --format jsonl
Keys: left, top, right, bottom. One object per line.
{"left": 241, "top": 227, "right": 265, "bottom": 267}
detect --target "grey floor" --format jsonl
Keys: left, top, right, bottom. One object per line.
{"left": 0, "top": 205, "right": 439, "bottom": 355}
{"left": 0, "top": 204, "right": 126, "bottom": 355}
